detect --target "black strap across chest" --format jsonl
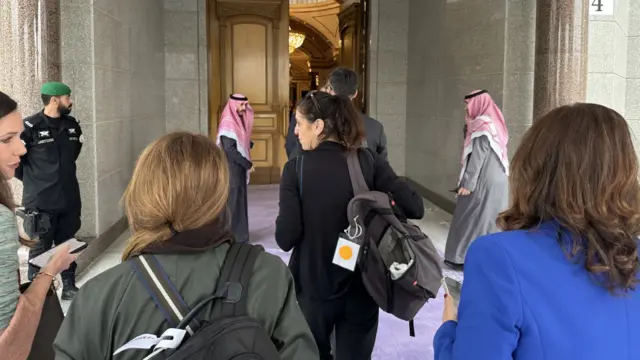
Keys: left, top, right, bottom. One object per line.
{"left": 130, "top": 243, "right": 263, "bottom": 334}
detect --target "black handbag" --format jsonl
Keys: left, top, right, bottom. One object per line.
{"left": 18, "top": 272, "right": 64, "bottom": 360}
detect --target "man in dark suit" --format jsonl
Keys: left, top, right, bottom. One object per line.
{"left": 285, "top": 67, "right": 388, "bottom": 159}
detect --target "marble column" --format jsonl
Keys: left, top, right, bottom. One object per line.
{"left": 533, "top": 0, "right": 589, "bottom": 121}
{"left": 0, "top": 0, "right": 61, "bottom": 204}
{"left": 0, "top": 0, "right": 61, "bottom": 114}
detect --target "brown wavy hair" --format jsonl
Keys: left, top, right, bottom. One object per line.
{"left": 498, "top": 103, "right": 640, "bottom": 295}
{"left": 121, "top": 132, "right": 230, "bottom": 261}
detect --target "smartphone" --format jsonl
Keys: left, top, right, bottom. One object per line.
{"left": 28, "top": 238, "right": 87, "bottom": 269}
{"left": 442, "top": 276, "right": 462, "bottom": 307}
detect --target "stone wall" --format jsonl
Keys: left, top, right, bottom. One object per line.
{"left": 625, "top": 0, "right": 640, "bottom": 154}
{"left": 404, "top": 0, "right": 536, "bottom": 207}
{"left": 60, "top": 0, "right": 166, "bottom": 237}
{"left": 586, "top": 0, "right": 629, "bottom": 115}
{"left": 367, "top": 0, "right": 410, "bottom": 175}
{"left": 163, "top": 0, "right": 209, "bottom": 135}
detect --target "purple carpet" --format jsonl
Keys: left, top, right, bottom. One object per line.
{"left": 248, "top": 185, "right": 463, "bottom": 359}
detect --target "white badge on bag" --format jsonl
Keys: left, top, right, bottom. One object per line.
{"left": 113, "top": 334, "right": 161, "bottom": 355}
{"left": 155, "top": 328, "right": 187, "bottom": 350}
{"left": 332, "top": 236, "right": 361, "bottom": 271}
{"left": 113, "top": 328, "right": 187, "bottom": 356}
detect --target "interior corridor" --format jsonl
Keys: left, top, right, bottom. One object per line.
{"left": 71, "top": 184, "right": 463, "bottom": 359}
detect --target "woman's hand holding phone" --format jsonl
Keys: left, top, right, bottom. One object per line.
{"left": 42, "top": 243, "right": 80, "bottom": 276}
{"left": 441, "top": 278, "right": 458, "bottom": 323}
{"left": 443, "top": 293, "right": 458, "bottom": 323}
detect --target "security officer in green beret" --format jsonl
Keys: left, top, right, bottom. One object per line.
{"left": 16, "top": 81, "right": 83, "bottom": 300}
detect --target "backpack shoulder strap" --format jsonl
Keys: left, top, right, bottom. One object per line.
{"left": 213, "top": 242, "right": 264, "bottom": 318}
{"left": 130, "top": 255, "right": 201, "bottom": 335}
{"left": 346, "top": 149, "right": 370, "bottom": 194}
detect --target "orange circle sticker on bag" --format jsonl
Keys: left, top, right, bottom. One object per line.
{"left": 339, "top": 245, "right": 353, "bottom": 260}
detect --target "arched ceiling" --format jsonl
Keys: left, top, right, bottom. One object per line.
{"left": 290, "top": 48, "right": 308, "bottom": 58}
{"left": 290, "top": 17, "right": 335, "bottom": 67}
{"left": 290, "top": 63, "right": 310, "bottom": 78}
{"left": 290, "top": 0, "right": 340, "bottom": 48}
{"left": 290, "top": 49, "right": 310, "bottom": 67}
{"left": 289, "top": 48, "right": 311, "bottom": 77}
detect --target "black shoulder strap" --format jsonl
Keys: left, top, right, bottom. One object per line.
{"left": 130, "top": 255, "right": 201, "bottom": 335}
{"left": 212, "top": 242, "right": 264, "bottom": 318}
{"left": 346, "top": 150, "right": 370, "bottom": 195}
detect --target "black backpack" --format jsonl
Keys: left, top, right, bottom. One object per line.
{"left": 343, "top": 150, "right": 443, "bottom": 335}
{"left": 122, "top": 243, "right": 282, "bottom": 360}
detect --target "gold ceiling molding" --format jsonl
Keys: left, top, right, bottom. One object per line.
{"left": 289, "top": 0, "right": 335, "bottom": 5}
{"left": 290, "top": 18, "right": 333, "bottom": 60}
{"left": 290, "top": 1, "right": 340, "bottom": 48}
{"left": 290, "top": 48, "right": 310, "bottom": 59}
{"left": 290, "top": 1, "right": 340, "bottom": 13}
{"left": 336, "top": 0, "right": 360, "bottom": 6}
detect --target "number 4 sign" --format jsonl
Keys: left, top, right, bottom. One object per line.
{"left": 590, "top": 0, "right": 614, "bottom": 15}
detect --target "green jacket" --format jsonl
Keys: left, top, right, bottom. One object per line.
{"left": 53, "top": 243, "right": 319, "bottom": 359}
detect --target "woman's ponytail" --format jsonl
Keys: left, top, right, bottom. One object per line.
{"left": 330, "top": 94, "right": 365, "bottom": 149}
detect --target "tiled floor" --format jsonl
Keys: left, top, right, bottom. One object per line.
{"left": 75, "top": 231, "right": 129, "bottom": 287}
{"left": 17, "top": 231, "right": 130, "bottom": 313}
{"left": 413, "top": 199, "right": 453, "bottom": 254}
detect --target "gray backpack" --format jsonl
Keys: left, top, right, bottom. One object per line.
{"left": 344, "top": 150, "right": 443, "bottom": 336}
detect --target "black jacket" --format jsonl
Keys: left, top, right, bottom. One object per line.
{"left": 275, "top": 142, "right": 424, "bottom": 300}
{"left": 285, "top": 112, "right": 388, "bottom": 160}
{"left": 16, "top": 112, "right": 83, "bottom": 212}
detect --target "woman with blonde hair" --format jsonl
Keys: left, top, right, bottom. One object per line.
{"left": 0, "top": 91, "right": 77, "bottom": 360}
{"left": 53, "top": 132, "right": 318, "bottom": 359}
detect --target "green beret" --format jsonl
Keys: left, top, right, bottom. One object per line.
{"left": 40, "top": 82, "right": 71, "bottom": 96}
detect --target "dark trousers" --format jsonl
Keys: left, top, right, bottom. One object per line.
{"left": 28, "top": 210, "right": 81, "bottom": 281}
{"left": 298, "top": 280, "right": 379, "bottom": 360}
{"left": 228, "top": 184, "right": 249, "bottom": 243}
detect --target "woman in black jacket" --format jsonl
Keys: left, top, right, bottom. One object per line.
{"left": 275, "top": 91, "right": 424, "bottom": 360}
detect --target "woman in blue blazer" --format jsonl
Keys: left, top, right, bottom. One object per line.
{"left": 434, "top": 103, "right": 640, "bottom": 359}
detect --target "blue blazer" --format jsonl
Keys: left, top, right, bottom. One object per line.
{"left": 434, "top": 221, "right": 640, "bottom": 359}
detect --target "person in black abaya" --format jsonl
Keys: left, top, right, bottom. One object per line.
{"left": 215, "top": 94, "right": 255, "bottom": 243}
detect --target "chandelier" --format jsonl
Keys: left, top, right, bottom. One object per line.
{"left": 288, "top": 27, "right": 305, "bottom": 53}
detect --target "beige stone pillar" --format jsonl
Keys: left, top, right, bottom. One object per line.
{"left": 533, "top": 0, "right": 589, "bottom": 120}
{"left": 0, "top": 0, "right": 61, "bottom": 114}
{"left": 0, "top": 0, "right": 61, "bottom": 204}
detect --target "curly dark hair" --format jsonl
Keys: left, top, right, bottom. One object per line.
{"left": 498, "top": 103, "right": 640, "bottom": 295}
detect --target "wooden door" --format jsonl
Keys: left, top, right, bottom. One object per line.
{"left": 208, "top": 0, "right": 290, "bottom": 184}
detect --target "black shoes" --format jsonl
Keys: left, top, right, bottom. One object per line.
{"left": 61, "top": 278, "right": 79, "bottom": 301}
{"left": 444, "top": 260, "right": 464, "bottom": 272}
